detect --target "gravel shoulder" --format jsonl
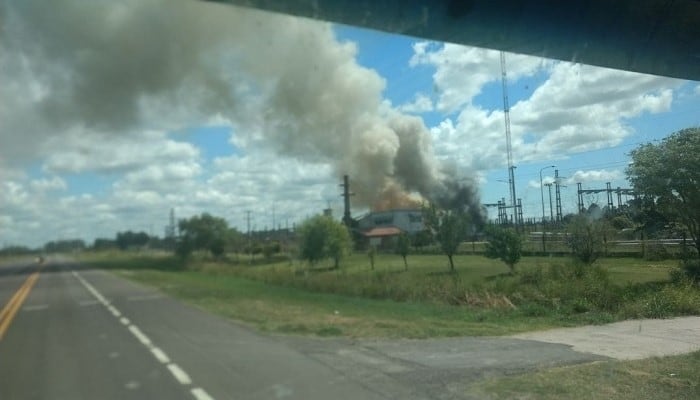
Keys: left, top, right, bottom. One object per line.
{"left": 512, "top": 316, "right": 700, "bottom": 360}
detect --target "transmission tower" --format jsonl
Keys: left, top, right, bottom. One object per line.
{"left": 339, "top": 175, "right": 354, "bottom": 227}
{"left": 500, "top": 51, "right": 519, "bottom": 225}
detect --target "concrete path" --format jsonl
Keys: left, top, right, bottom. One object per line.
{"left": 513, "top": 316, "right": 700, "bottom": 360}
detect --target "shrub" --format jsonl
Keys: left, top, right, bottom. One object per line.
{"left": 680, "top": 259, "right": 700, "bottom": 282}
{"left": 565, "top": 215, "right": 607, "bottom": 264}
{"left": 484, "top": 226, "right": 523, "bottom": 273}
{"left": 298, "top": 215, "right": 352, "bottom": 268}
{"left": 519, "top": 266, "right": 544, "bottom": 285}
{"left": 645, "top": 243, "right": 670, "bottom": 261}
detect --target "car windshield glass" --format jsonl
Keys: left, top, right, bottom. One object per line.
{"left": 1, "top": 1, "right": 699, "bottom": 400}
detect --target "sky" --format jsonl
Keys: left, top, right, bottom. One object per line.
{"left": 1, "top": 0, "right": 699, "bottom": 248}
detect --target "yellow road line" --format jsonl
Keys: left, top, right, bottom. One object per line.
{"left": 0, "top": 272, "right": 40, "bottom": 341}
{"left": 0, "top": 273, "right": 35, "bottom": 323}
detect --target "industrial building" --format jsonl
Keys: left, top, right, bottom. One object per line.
{"left": 357, "top": 209, "right": 424, "bottom": 248}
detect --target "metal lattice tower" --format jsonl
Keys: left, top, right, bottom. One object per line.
{"left": 555, "top": 169, "right": 563, "bottom": 222}
{"left": 340, "top": 175, "right": 354, "bottom": 227}
{"left": 500, "top": 51, "right": 518, "bottom": 224}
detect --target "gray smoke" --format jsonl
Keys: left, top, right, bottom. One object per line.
{"left": 0, "top": 0, "right": 482, "bottom": 217}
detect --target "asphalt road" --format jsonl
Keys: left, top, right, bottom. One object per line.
{"left": 0, "top": 258, "right": 604, "bottom": 400}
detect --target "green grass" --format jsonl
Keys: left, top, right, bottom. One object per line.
{"left": 75, "top": 250, "right": 699, "bottom": 338}
{"left": 0, "top": 254, "right": 38, "bottom": 266}
{"left": 467, "top": 351, "right": 700, "bottom": 400}
{"left": 112, "top": 268, "right": 563, "bottom": 338}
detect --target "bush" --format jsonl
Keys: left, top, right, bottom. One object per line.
{"left": 645, "top": 243, "right": 670, "bottom": 261}
{"left": 262, "top": 242, "right": 281, "bottom": 260}
{"left": 519, "top": 266, "right": 544, "bottom": 285}
{"left": 680, "top": 259, "right": 700, "bottom": 282}
{"left": 565, "top": 215, "right": 607, "bottom": 264}
{"left": 298, "top": 215, "right": 352, "bottom": 268}
{"left": 621, "top": 280, "right": 700, "bottom": 318}
{"left": 484, "top": 226, "right": 523, "bottom": 273}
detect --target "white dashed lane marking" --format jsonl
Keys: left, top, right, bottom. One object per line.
{"left": 71, "top": 270, "right": 216, "bottom": 400}
{"left": 151, "top": 347, "right": 171, "bottom": 364}
{"left": 128, "top": 325, "right": 152, "bottom": 346}
{"left": 192, "top": 387, "right": 216, "bottom": 400}
{"left": 167, "top": 363, "right": 192, "bottom": 385}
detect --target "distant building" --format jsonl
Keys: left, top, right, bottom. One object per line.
{"left": 357, "top": 209, "right": 424, "bottom": 233}
{"left": 357, "top": 209, "right": 424, "bottom": 248}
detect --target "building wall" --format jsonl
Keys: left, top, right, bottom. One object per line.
{"left": 357, "top": 209, "right": 424, "bottom": 234}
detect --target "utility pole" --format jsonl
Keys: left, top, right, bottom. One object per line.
{"left": 545, "top": 183, "right": 554, "bottom": 221}
{"left": 272, "top": 202, "right": 276, "bottom": 232}
{"left": 339, "top": 175, "right": 354, "bottom": 227}
{"left": 500, "top": 52, "right": 519, "bottom": 227}
{"left": 554, "top": 169, "right": 563, "bottom": 222}
{"left": 168, "top": 208, "right": 177, "bottom": 238}
{"left": 539, "top": 165, "right": 556, "bottom": 224}
{"left": 246, "top": 211, "right": 252, "bottom": 263}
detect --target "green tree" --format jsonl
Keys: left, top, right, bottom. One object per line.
{"left": 92, "top": 238, "right": 116, "bottom": 250}
{"left": 566, "top": 214, "right": 606, "bottom": 264}
{"left": 44, "top": 239, "right": 86, "bottom": 253}
{"left": 395, "top": 232, "right": 410, "bottom": 271}
{"left": 411, "top": 229, "right": 433, "bottom": 251}
{"left": 298, "top": 215, "right": 352, "bottom": 268}
{"left": 115, "top": 231, "right": 149, "bottom": 250}
{"left": 367, "top": 245, "right": 376, "bottom": 270}
{"left": 627, "top": 127, "right": 700, "bottom": 255}
{"left": 262, "top": 241, "right": 281, "bottom": 260}
{"left": 177, "top": 213, "right": 230, "bottom": 258}
{"left": 423, "top": 204, "right": 468, "bottom": 272}
{"left": 484, "top": 226, "right": 522, "bottom": 274}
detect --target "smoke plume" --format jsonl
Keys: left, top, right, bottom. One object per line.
{"left": 0, "top": 0, "right": 483, "bottom": 222}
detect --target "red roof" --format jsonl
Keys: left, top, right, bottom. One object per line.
{"left": 363, "top": 227, "right": 403, "bottom": 237}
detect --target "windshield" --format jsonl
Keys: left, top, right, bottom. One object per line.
{"left": 1, "top": 1, "right": 699, "bottom": 400}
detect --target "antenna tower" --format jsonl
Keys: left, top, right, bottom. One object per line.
{"left": 500, "top": 51, "right": 518, "bottom": 224}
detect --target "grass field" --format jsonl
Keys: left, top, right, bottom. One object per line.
{"left": 467, "top": 350, "right": 700, "bottom": 400}
{"left": 75, "top": 250, "right": 699, "bottom": 338}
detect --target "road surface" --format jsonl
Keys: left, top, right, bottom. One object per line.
{"left": 0, "top": 257, "right": 666, "bottom": 399}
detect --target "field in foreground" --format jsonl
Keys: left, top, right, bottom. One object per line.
{"left": 75, "top": 251, "right": 699, "bottom": 338}
{"left": 467, "top": 350, "right": 700, "bottom": 400}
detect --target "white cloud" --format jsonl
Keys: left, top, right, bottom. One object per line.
{"left": 512, "top": 64, "right": 677, "bottom": 158}
{"left": 114, "top": 162, "right": 202, "bottom": 192}
{"left": 410, "top": 42, "right": 544, "bottom": 113}
{"left": 209, "top": 150, "right": 337, "bottom": 228}
{"left": 29, "top": 176, "right": 66, "bottom": 192}
{"left": 398, "top": 93, "right": 434, "bottom": 114}
{"left": 43, "top": 130, "right": 200, "bottom": 174}
{"left": 565, "top": 169, "right": 622, "bottom": 185}
{"left": 423, "top": 48, "right": 683, "bottom": 172}
{"left": 695, "top": 84, "right": 700, "bottom": 95}
{"left": 528, "top": 175, "right": 556, "bottom": 189}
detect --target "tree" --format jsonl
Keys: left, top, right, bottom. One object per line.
{"left": 395, "top": 232, "right": 410, "bottom": 271}
{"left": 367, "top": 245, "right": 376, "bottom": 270}
{"left": 298, "top": 215, "right": 352, "bottom": 268}
{"left": 423, "top": 204, "right": 469, "bottom": 272}
{"left": 627, "top": 127, "right": 700, "bottom": 255}
{"left": 262, "top": 241, "right": 281, "bottom": 260}
{"left": 484, "top": 226, "right": 522, "bottom": 274}
{"left": 115, "top": 231, "right": 150, "bottom": 250}
{"left": 44, "top": 239, "right": 86, "bottom": 253}
{"left": 177, "top": 213, "right": 230, "bottom": 258}
{"left": 92, "top": 238, "right": 117, "bottom": 250}
{"left": 566, "top": 214, "right": 606, "bottom": 264}
{"left": 411, "top": 229, "right": 433, "bottom": 251}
